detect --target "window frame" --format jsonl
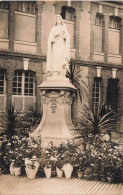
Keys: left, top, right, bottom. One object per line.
{"left": 107, "top": 78, "right": 119, "bottom": 111}
{"left": 15, "top": 1, "right": 36, "bottom": 14}
{"left": 0, "top": 69, "right": 7, "bottom": 112}
{"left": 0, "top": 69, "right": 6, "bottom": 95}
{"left": 0, "top": 1, "right": 9, "bottom": 9}
{"left": 92, "top": 77, "right": 102, "bottom": 109}
{"left": 61, "top": 6, "right": 75, "bottom": 21}
{"left": 109, "top": 16, "right": 121, "bottom": 30}
{"left": 95, "top": 13, "right": 104, "bottom": 28}
{"left": 12, "top": 70, "right": 35, "bottom": 97}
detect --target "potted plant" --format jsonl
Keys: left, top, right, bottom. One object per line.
{"left": 9, "top": 160, "right": 15, "bottom": 175}
{"left": 55, "top": 144, "right": 65, "bottom": 178}
{"left": 56, "top": 154, "right": 63, "bottom": 178}
{"left": 40, "top": 151, "right": 53, "bottom": 179}
{"left": 61, "top": 141, "right": 78, "bottom": 179}
{"left": 7, "top": 135, "right": 25, "bottom": 176}
{"left": 23, "top": 136, "right": 41, "bottom": 179}
{"left": 44, "top": 160, "right": 52, "bottom": 179}
{"left": 12, "top": 158, "right": 22, "bottom": 176}
{"left": 25, "top": 156, "right": 39, "bottom": 179}
{"left": 40, "top": 142, "right": 58, "bottom": 179}
{"left": 75, "top": 147, "right": 87, "bottom": 179}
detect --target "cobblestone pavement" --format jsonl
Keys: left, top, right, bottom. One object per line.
{"left": 0, "top": 174, "right": 123, "bottom": 195}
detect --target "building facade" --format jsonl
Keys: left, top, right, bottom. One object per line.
{"left": 0, "top": 1, "right": 123, "bottom": 132}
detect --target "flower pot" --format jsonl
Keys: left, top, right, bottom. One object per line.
{"left": 44, "top": 167, "right": 52, "bottom": 179}
{"left": 25, "top": 165, "right": 39, "bottom": 179}
{"left": 25, "top": 167, "right": 29, "bottom": 177}
{"left": 120, "top": 166, "right": 123, "bottom": 183}
{"left": 107, "top": 176, "right": 113, "bottom": 183}
{"left": 100, "top": 174, "right": 107, "bottom": 182}
{"left": 56, "top": 167, "right": 63, "bottom": 178}
{"left": 14, "top": 167, "right": 21, "bottom": 176}
{"left": 10, "top": 163, "right": 14, "bottom": 175}
{"left": 62, "top": 163, "right": 73, "bottom": 179}
{"left": 85, "top": 174, "right": 93, "bottom": 180}
{"left": 93, "top": 173, "right": 99, "bottom": 181}
{"left": 77, "top": 171, "right": 83, "bottom": 179}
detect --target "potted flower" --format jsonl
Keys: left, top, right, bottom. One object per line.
{"left": 61, "top": 141, "right": 78, "bottom": 178}
{"left": 25, "top": 156, "right": 39, "bottom": 179}
{"left": 40, "top": 142, "right": 57, "bottom": 179}
{"left": 55, "top": 145, "right": 64, "bottom": 178}
{"left": 9, "top": 154, "right": 24, "bottom": 176}
{"left": 7, "top": 135, "right": 25, "bottom": 176}
{"left": 23, "top": 136, "right": 41, "bottom": 179}
{"left": 44, "top": 160, "right": 53, "bottom": 179}
{"left": 75, "top": 148, "right": 87, "bottom": 179}
{"left": 40, "top": 151, "right": 53, "bottom": 179}
{"left": 12, "top": 158, "right": 22, "bottom": 176}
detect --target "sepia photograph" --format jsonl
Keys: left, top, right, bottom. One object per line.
{"left": 0, "top": 0, "right": 123, "bottom": 194}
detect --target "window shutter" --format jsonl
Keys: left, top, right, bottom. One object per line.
{"left": 107, "top": 78, "right": 119, "bottom": 111}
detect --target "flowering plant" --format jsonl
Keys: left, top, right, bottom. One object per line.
{"left": 82, "top": 133, "right": 123, "bottom": 181}
{"left": 23, "top": 136, "right": 41, "bottom": 160}
{"left": 25, "top": 156, "right": 39, "bottom": 169}
{"left": 39, "top": 141, "right": 80, "bottom": 170}
{"left": 1, "top": 135, "right": 25, "bottom": 169}
{"left": 40, "top": 142, "right": 57, "bottom": 169}
{"left": 58, "top": 141, "right": 79, "bottom": 167}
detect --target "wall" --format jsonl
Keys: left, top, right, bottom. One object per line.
{"left": 0, "top": 9, "right": 9, "bottom": 51}
{"left": 15, "top": 12, "right": 36, "bottom": 43}
{"left": 94, "top": 27, "right": 103, "bottom": 53}
{"left": 0, "top": 10, "right": 8, "bottom": 39}
{"left": 41, "top": 2, "right": 56, "bottom": 55}
{"left": 79, "top": 1, "right": 91, "bottom": 61}
{"left": 108, "top": 29, "right": 120, "bottom": 55}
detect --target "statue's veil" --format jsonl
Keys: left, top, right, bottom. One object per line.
{"left": 54, "top": 14, "right": 64, "bottom": 26}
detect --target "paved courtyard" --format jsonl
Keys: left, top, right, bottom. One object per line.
{"left": 0, "top": 174, "right": 123, "bottom": 195}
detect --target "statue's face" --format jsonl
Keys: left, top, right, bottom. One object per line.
{"left": 56, "top": 16, "right": 62, "bottom": 25}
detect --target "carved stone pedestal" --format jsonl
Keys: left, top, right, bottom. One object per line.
{"left": 31, "top": 77, "right": 77, "bottom": 147}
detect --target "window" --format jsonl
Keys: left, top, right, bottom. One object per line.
{"left": 95, "top": 14, "right": 103, "bottom": 27}
{"left": 94, "top": 14, "right": 104, "bottom": 52}
{"left": 13, "top": 71, "right": 22, "bottom": 95}
{"left": 0, "top": 69, "right": 6, "bottom": 94}
{"left": 0, "top": 68, "right": 6, "bottom": 112}
{"left": 12, "top": 71, "right": 36, "bottom": 111}
{"left": 61, "top": 6, "right": 75, "bottom": 21}
{"left": 92, "top": 77, "right": 102, "bottom": 108}
{"left": 15, "top": 1, "right": 36, "bottom": 14}
{"left": 107, "top": 78, "right": 119, "bottom": 111}
{"left": 15, "top": 1, "right": 36, "bottom": 44}
{"left": 0, "top": 1, "right": 9, "bottom": 9}
{"left": 13, "top": 71, "right": 35, "bottom": 96}
{"left": 109, "top": 16, "right": 121, "bottom": 30}
{"left": 24, "top": 72, "right": 34, "bottom": 96}
{"left": 108, "top": 17, "right": 121, "bottom": 55}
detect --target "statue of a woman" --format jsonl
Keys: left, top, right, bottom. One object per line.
{"left": 46, "top": 15, "right": 70, "bottom": 77}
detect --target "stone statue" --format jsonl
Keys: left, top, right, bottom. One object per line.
{"left": 46, "top": 15, "right": 70, "bottom": 77}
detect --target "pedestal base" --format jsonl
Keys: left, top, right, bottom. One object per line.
{"left": 31, "top": 77, "right": 77, "bottom": 147}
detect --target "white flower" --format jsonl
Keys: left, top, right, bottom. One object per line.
{"left": 50, "top": 156, "right": 57, "bottom": 161}
{"left": 32, "top": 155, "right": 37, "bottom": 159}
{"left": 25, "top": 158, "right": 31, "bottom": 166}
{"left": 34, "top": 162, "right": 39, "bottom": 166}
{"left": 31, "top": 144, "right": 37, "bottom": 148}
